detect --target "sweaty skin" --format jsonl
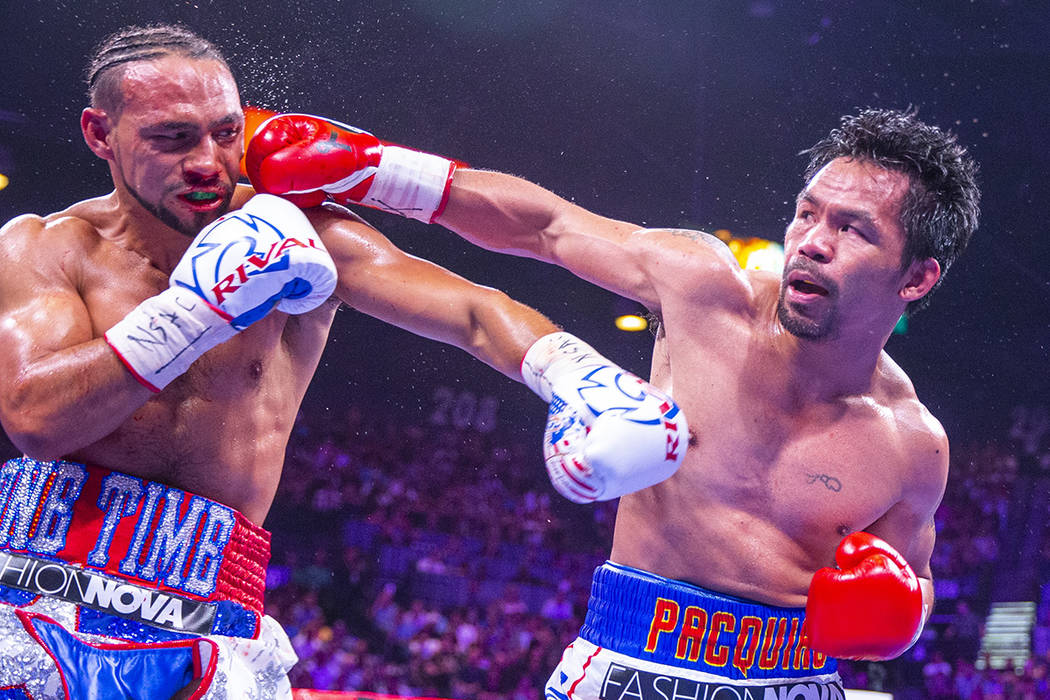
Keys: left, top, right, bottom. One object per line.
{"left": 436, "top": 159, "right": 947, "bottom": 608}
{"left": 0, "top": 56, "right": 554, "bottom": 525}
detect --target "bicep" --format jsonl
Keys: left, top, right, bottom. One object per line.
{"left": 867, "top": 448, "right": 949, "bottom": 579}
{"left": 443, "top": 170, "right": 740, "bottom": 310}
{"left": 0, "top": 227, "right": 95, "bottom": 390}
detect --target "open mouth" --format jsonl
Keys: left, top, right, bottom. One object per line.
{"left": 181, "top": 191, "right": 221, "bottom": 203}
{"left": 789, "top": 279, "right": 829, "bottom": 296}
{"left": 185, "top": 191, "right": 219, "bottom": 202}
{"left": 178, "top": 190, "right": 227, "bottom": 210}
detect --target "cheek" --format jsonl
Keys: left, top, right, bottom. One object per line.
{"left": 122, "top": 159, "right": 181, "bottom": 204}
{"left": 846, "top": 265, "right": 902, "bottom": 301}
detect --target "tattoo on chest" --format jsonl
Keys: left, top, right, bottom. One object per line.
{"left": 805, "top": 472, "right": 843, "bottom": 492}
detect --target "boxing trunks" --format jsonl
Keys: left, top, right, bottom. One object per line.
{"left": 0, "top": 458, "right": 296, "bottom": 699}
{"left": 546, "top": 562, "right": 844, "bottom": 700}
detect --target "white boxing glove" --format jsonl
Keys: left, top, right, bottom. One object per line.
{"left": 521, "top": 332, "right": 688, "bottom": 503}
{"left": 105, "top": 194, "right": 337, "bottom": 391}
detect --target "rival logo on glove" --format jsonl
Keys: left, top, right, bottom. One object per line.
{"left": 659, "top": 400, "right": 683, "bottom": 463}
{"left": 175, "top": 211, "right": 322, "bottom": 309}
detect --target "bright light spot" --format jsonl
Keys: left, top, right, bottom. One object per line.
{"left": 0, "top": 173, "right": 8, "bottom": 192}
{"left": 615, "top": 314, "right": 648, "bottom": 332}
{"left": 744, "top": 243, "right": 785, "bottom": 272}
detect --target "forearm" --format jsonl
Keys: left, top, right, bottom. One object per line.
{"left": 919, "top": 576, "right": 934, "bottom": 625}
{"left": 1, "top": 340, "right": 151, "bottom": 459}
{"left": 466, "top": 291, "right": 559, "bottom": 379}
{"left": 436, "top": 169, "right": 582, "bottom": 260}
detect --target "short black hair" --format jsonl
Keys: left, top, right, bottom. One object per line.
{"left": 801, "top": 108, "right": 980, "bottom": 315}
{"left": 85, "top": 24, "right": 230, "bottom": 118}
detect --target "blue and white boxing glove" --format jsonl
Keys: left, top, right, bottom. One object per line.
{"left": 105, "top": 194, "right": 337, "bottom": 391}
{"left": 521, "top": 332, "right": 688, "bottom": 503}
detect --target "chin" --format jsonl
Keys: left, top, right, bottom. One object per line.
{"left": 777, "top": 302, "right": 833, "bottom": 340}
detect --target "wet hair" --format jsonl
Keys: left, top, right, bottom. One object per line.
{"left": 85, "top": 24, "right": 230, "bottom": 118}
{"left": 801, "top": 107, "right": 980, "bottom": 315}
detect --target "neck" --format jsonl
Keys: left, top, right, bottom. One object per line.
{"left": 773, "top": 316, "right": 896, "bottom": 402}
{"left": 107, "top": 186, "right": 193, "bottom": 273}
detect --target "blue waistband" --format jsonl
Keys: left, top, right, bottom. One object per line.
{"left": 580, "top": 562, "right": 836, "bottom": 682}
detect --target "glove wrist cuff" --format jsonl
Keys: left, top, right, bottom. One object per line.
{"left": 105, "top": 287, "right": 237, "bottom": 392}
{"left": 361, "top": 146, "right": 456, "bottom": 223}
{"left": 521, "top": 331, "right": 603, "bottom": 402}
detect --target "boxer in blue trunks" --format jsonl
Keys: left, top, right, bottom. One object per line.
{"left": 247, "top": 107, "right": 980, "bottom": 697}
{"left": 0, "top": 25, "right": 686, "bottom": 699}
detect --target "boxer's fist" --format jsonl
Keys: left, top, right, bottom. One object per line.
{"left": 171, "top": 193, "right": 337, "bottom": 328}
{"left": 805, "top": 532, "right": 925, "bottom": 661}
{"left": 105, "top": 195, "right": 336, "bottom": 391}
{"left": 522, "top": 332, "right": 687, "bottom": 503}
{"left": 246, "top": 113, "right": 456, "bottom": 223}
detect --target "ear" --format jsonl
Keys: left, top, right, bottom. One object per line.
{"left": 899, "top": 257, "right": 941, "bottom": 303}
{"left": 81, "top": 108, "right": 115, "bottom": 160}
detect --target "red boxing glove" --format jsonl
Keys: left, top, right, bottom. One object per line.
{"left": 805, "top": 532, "right": 925, "bottom": 661}
{"left": 245, "top": 113, "right": 457, "bottom": 222}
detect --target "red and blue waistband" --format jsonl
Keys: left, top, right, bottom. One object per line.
{"left": 580, "top": 561, "right": 836, "bottom": 682}
{"left": 0, "top": 458, "right": 269, "bottom": 640}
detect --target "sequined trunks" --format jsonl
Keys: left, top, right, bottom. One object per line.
{"left": 0, "top": 457, "right": 270, "bottom": 641}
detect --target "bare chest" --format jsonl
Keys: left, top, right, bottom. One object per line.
{"left": 695, "top": 413, "right": 901, "bottom": 535}
{"left": 70, "top": 244, "right": 337, "bottom": 510}
{"left": 79, "top": 247, "right": 333, "bottom": 395}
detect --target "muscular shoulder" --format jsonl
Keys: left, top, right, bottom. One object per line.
{"left": 632, "top": 228, "right": 754, "bottom": 310}
{"left": 0, "top": 208, "right": 104, "bottom": 291}
{"left": 875, "top": 353, "right": 949, "bottom": 503}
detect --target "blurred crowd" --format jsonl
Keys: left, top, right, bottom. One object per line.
{"left": 263, "top": 400, "right": 612, "bottom": 698}
{"left": 259, "top": 397, "right": 1050, "bottom": 699}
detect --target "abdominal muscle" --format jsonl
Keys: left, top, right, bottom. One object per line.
{"left": 69, "top": 307, "right": 336, "bottom": 524}
{"left": 610, "top": 486, "right": 819, "bottom": 608}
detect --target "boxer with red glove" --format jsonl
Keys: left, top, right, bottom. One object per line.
{"left": 805, "top": 531, "right": 929, "bottom": 660}
{"left": 246, "top": 113, "right": 457, "bottom": 223}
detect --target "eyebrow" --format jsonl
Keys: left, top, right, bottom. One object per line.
{"left": 143, "top": 113, "right": 242, "bottom": 132}
{"left": 796, "top": 192, "right": 880, "bottom": 231}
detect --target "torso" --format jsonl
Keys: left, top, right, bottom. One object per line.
{"left": 610, "top": 267, "right": 942, "bottom": 606}
{"left": 34, "top": 191, "right": 338, "bottom": 522}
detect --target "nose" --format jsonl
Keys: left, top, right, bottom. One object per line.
{"left": 182, "top": 137, "right": 223, "bottom": 184}
{"left": 797, "top": 222, "right": 835, "bottom": 264}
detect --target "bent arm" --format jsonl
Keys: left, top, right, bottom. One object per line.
{"left": 0, "top": 218, "right": 151, "bottom": 459}
{"left": 312, "top": 208, "right": 559, "bottom": 379}
{"left": 869, "top": 515, "right": 937, "bottom": 625}
{"left": 866, "top": 433, "right": 950, "bottom": 625}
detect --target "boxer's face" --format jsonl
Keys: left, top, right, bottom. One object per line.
{"left": 106, "top": 56, "right": 244, "bottom": 237}
{"left": 777, "top": 157, "right": 914, "bottom": 341}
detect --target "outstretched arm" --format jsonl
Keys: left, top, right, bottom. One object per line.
{"left": 435, "top": 169, "right": 655, "bottom": 301}
{"left": 311, "top": 205, "right": 689, "bottom": 501}
{"left": 247, "top": 114, "right": 744, "bottom": 313}
{"left": 310, "top": 206, "right": 557, "bottom": 379}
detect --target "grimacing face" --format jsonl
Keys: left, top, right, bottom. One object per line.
{"left": 105, "top": 55, "right": 244, "bottom": 236}
{"left": 777, "top": 157, "right": 914, "bottom": 341}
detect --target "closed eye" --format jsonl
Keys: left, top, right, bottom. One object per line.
{"left": 214, "top": 126, "right": 241, "bottom": 144}
{"left": 149, "top": 132, "right": 193, "bottom": 149}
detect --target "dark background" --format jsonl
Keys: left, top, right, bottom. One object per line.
{"left": 0, "top": 0, "right": 1046, "bottom": 447}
